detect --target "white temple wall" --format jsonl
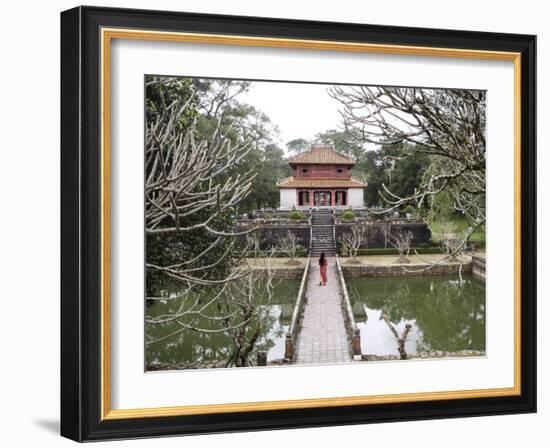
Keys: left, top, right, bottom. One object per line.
{"left": 279, "top": 189, "right": 297, "bottom": 209}
{"left": 348, "top": 188, "right": 364, "bottom": 208}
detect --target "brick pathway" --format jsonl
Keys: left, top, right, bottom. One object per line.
{"left": 294, "top": 258, "right": 352, "bottom": 365}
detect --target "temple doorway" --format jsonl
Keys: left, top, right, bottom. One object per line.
{"left": 313, "top": 191, "right": 332, "bottom": 206}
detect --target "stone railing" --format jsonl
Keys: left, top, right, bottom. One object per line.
{"left": 334, "top": 216, "right": 426, "bottom": 225}
{"left": 284, "top": 256, "right": 311, "bottom": 361}
{"left": 237, "top": 218, "right": 311, "bottom": 226}
{"left": 309, "top": 223, "right": 313, "bottom": 253}
{"left": 335, "top": 256, "right": 362, "bottom": 359}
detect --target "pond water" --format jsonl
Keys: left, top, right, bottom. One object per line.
{"left": 145, "top": 279, "right": 301, "bottom": 369}
{"left": 346, "top": 274, "right": 485, "bottom": 357}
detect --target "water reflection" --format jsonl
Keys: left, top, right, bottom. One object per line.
{"left": 347, "top": 274, "right": 485, "bottom": 357}
{"left": 145, "top": 280, "right": 300, "bottom": 369}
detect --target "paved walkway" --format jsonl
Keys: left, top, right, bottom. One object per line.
{"left": 294, "top": 258, "right": 352, "bottom": 365}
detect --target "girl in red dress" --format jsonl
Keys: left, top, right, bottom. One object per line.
{"left": 319, "top": 252, "right": 328, "bottom": 286}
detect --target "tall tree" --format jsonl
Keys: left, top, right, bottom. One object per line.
{"left": 314, "top": 129, "right": 365, "bottom": 160}
{"left": 285, "top": 138, "right": 310, "bottom": 155}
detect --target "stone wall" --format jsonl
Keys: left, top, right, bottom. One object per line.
{"left": 336, "top": 221, "right": 432, "bottom": 251}
{"left": 472, "top": 255, "right": 486, "bottom": 279}
{"left": 361, "top": 350, "right": 485, "bottom": 362}
{"left": 342, "top": 261, "right": 472, "bottom": 277}
{"left": 265, "top": 267, "right": 305, "bottom": 280}
{"left": 237, "top": 222, "right": 311, "bottom": 250}
{"left": 237, "top": 218, "right": 432, "bottom": 253}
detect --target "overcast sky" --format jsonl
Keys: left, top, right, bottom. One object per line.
{"left": 239, "top": 81, "right": 343, "bottom": 151}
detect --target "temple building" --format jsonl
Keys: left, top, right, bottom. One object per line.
{"left": 277, "top": 145, "right": 367, "bottom": 209}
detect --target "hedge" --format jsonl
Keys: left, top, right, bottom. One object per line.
{"left": 341, "top": 247, "right": 446, "bottom": 256}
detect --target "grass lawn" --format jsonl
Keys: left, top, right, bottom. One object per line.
{"left": 429, "top": 216, "right": 485, "bottom": 243}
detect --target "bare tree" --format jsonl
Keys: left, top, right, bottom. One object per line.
{"left": 278, "top": 230, "right": 300, "bottom": 264}
{"left": 146, "top": 247, "right": 278, "bottom": 368}
{"left": 221, "top": 256, "right": 277, "bottom": 367}
{"left": 439, "top": 222, "right": 462, "bottom": 261}
{"left": 145, "top": 78, "right": 258, "bottom": 292}
{"left": 339, "top": 225, "right": 368, "bottom": 263}
{"left": 382, "top": 314, "right": 413, "bottom": 360}
{"left": 330, "top": 86, "right": 486, "bottom": 244}
{"left": 246, "top": 230, "right": 261, "bottom": 257}
{"left": 144, "top": 78, "right": 276, "bottom": 368}
{"left": 404, "top": 221, "right": 469, "bottom": 279}
{"left": 384, "top": 228, "right": 413, "bottom": 263}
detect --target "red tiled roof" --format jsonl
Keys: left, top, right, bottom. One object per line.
{"left": 277, "top": 177, "right": 367, "bottom": 189}
{"left": 288, "top": 145, "right": 356, "bottom": 165}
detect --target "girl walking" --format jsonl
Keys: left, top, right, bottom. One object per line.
{"left": 319, "top": 252, "right": 328, "bottom": 286}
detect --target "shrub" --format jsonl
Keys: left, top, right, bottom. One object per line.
{"left": 263, "top": 213, "right": 273, "bottom": 220}
{"left": 289, "top": 210, "right": 306, "bottom": 219}
{"left": 342, "top": 210, "right": 355, "bottom": 220}
{"left": 402, "top": 205, "right": 414, "bottom": 215}
{"left": 340, "top": 246, "right": 446, "bottom": 256}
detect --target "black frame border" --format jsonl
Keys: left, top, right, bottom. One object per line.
{"left": 61, "top": 6, "right": 536, "bottom": 442}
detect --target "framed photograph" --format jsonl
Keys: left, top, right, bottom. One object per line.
{"left": 60, "top": 6, "right": 536, "bottom": 442}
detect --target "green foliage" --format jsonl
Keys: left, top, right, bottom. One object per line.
{"left": 314, "top": 129, "right": 365, "bottom": 160}
{"left": 342, "top": 210, "right": 355, "bottom": 220}
{"left": 289, "top": 210, "right": 307, "bottom": 219}
{"left": 428, "top": 191, "right": 454, "bottom": 223}
{"left": 402, "top": 205, "right": 415, "bottom": 215}
{"left": 146, "top": 211, "right": 235, "bottom": 295}
{"left": 286, "top": 138, "right": 310, "bottom": 154}
{"left": 145, "top": 76, "right": 198, "bottom": 132}
{"left": 357, "top": 142, "right": 428, "bottom": 208}
{"left": 189, "top": 79, "right": 290, "bottom": 212}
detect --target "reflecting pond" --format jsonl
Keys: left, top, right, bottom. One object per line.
{"left": 346, "top": 274, "right": 485, "bottom": 357}
{"left": 145, "top": 279, "right": 301, "bottom": 369}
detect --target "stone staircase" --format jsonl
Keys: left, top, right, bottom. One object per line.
{"left": 310, "top": 209, "right": 336, "bottom": 256}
